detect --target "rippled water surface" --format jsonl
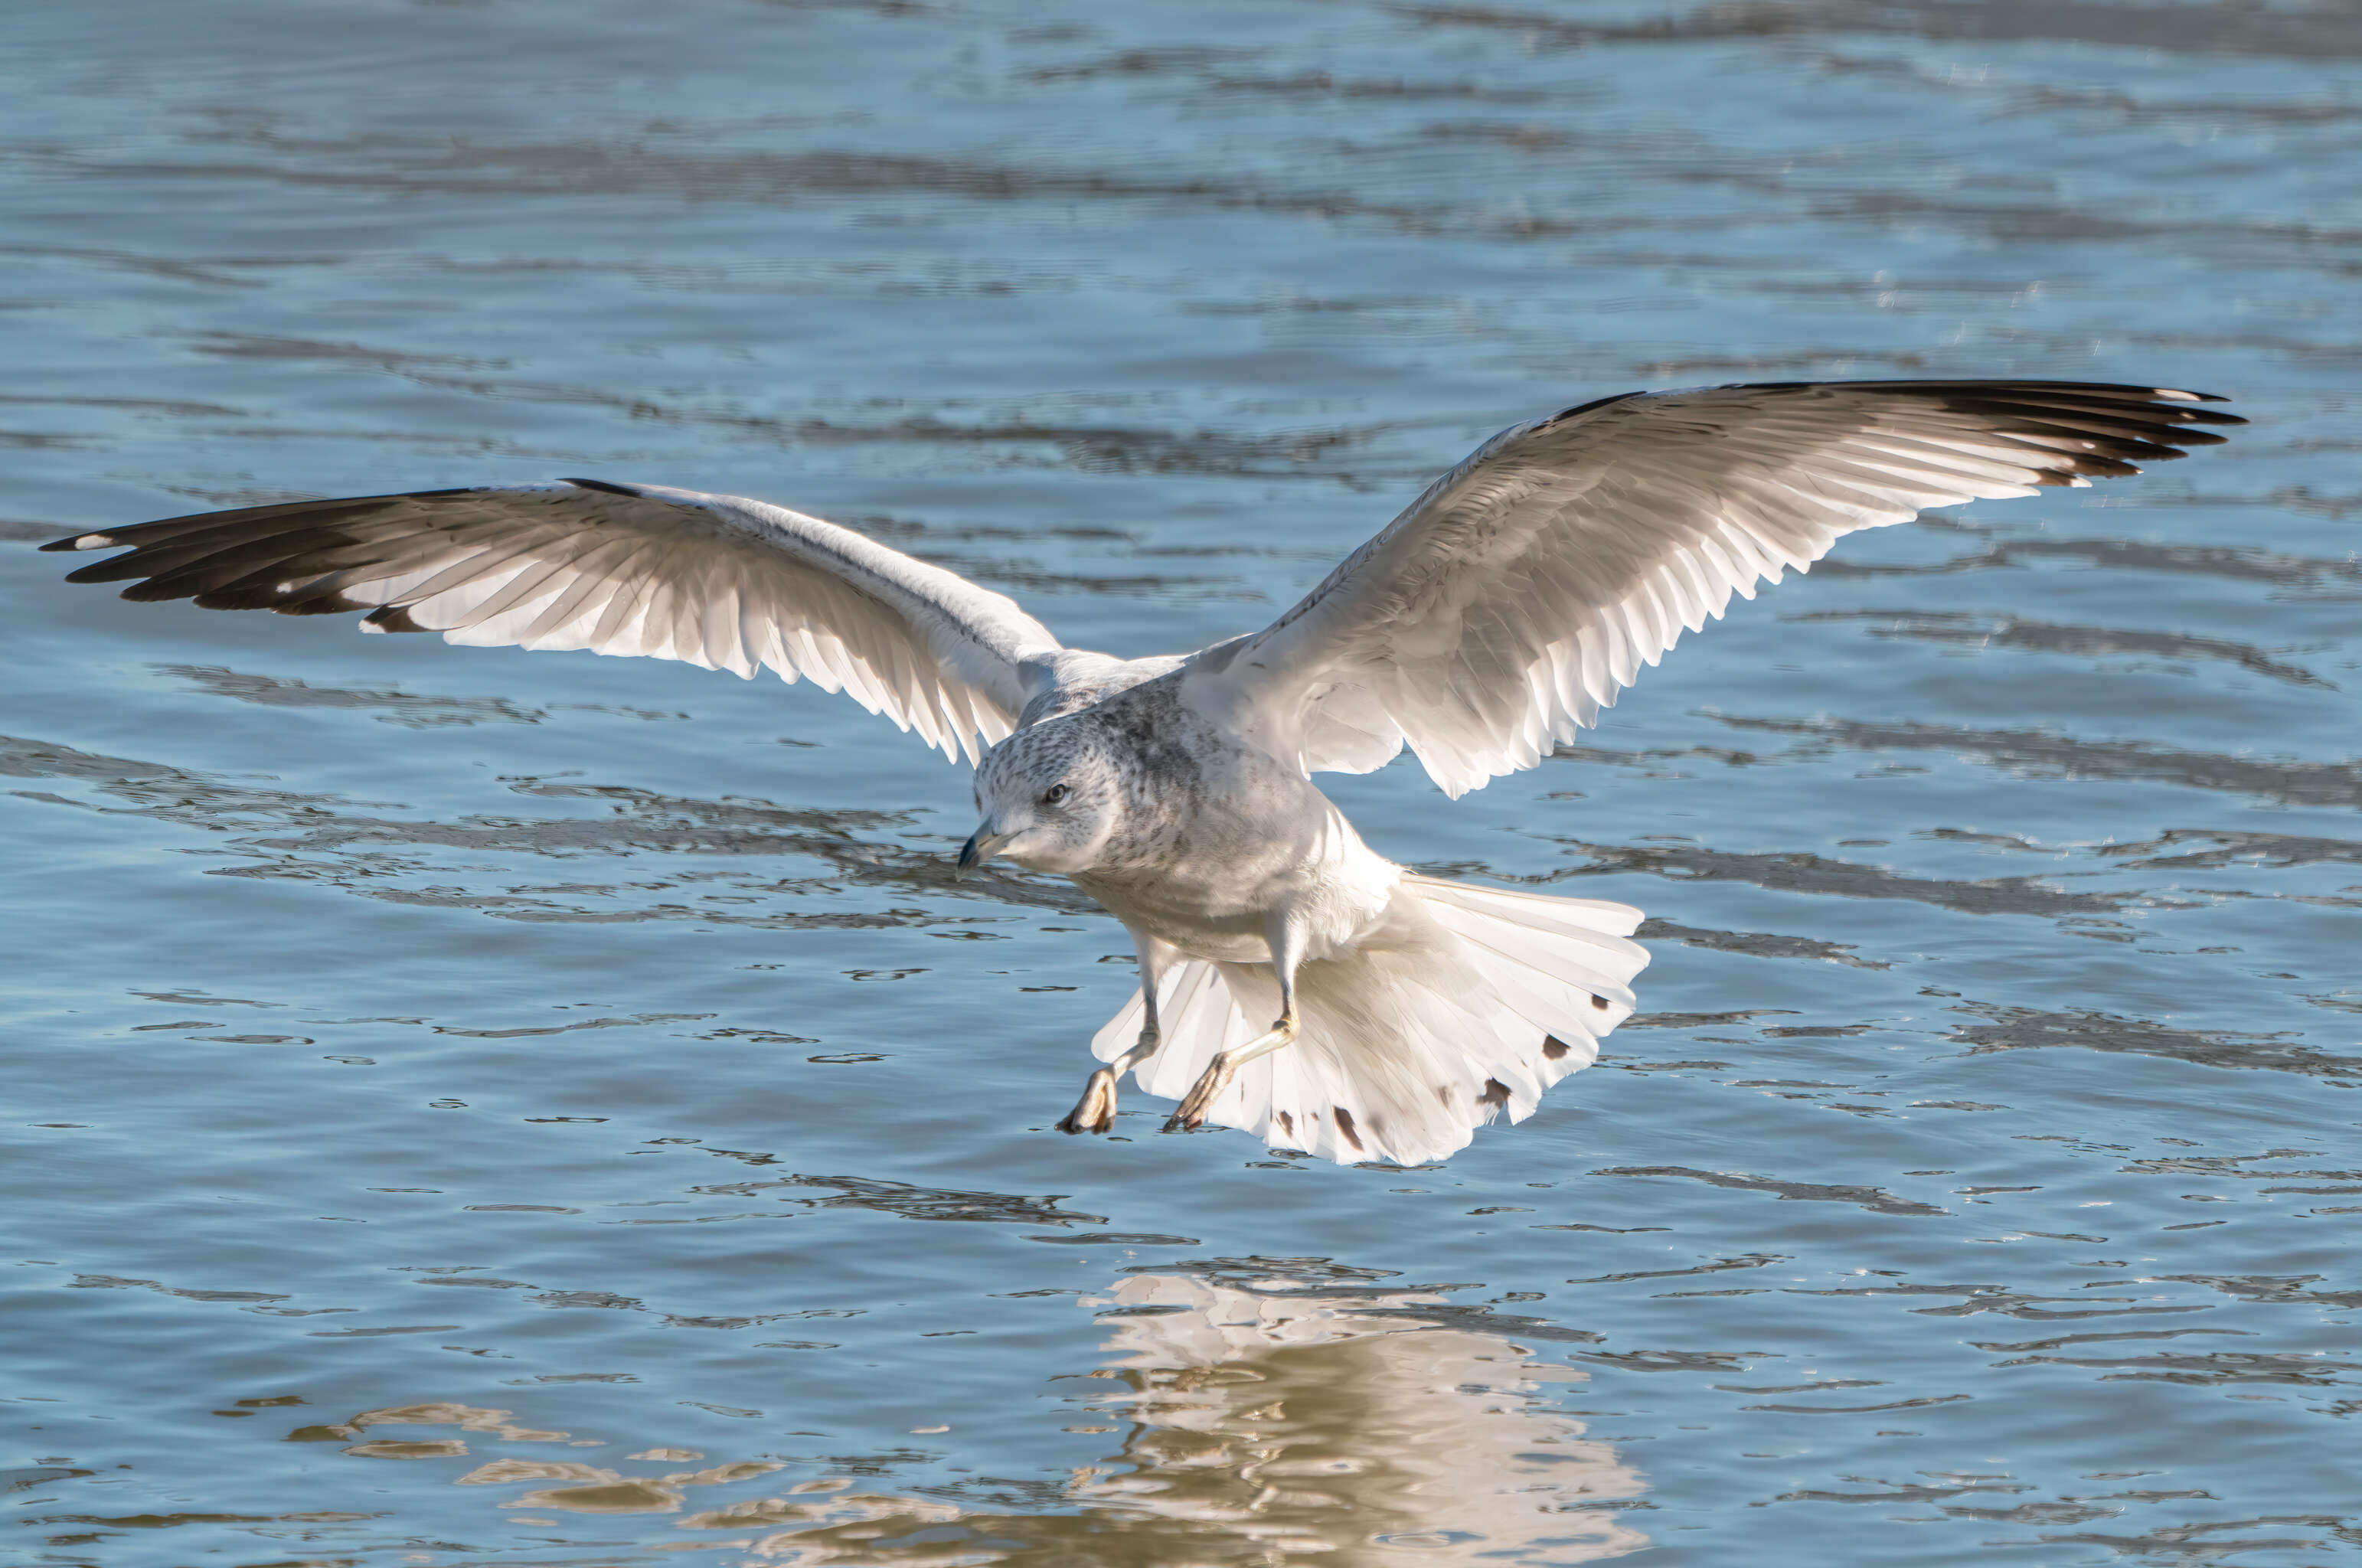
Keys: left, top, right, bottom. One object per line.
{"left": 6, "top": 2, "right": 2360, "bottom": 1563}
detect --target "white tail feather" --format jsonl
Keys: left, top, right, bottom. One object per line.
{"left": 1092, "top": 875, "right": 1648, "bottom": 1165}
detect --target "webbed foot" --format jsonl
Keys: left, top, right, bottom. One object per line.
{"left": 1164, "top": 1052, "right": 1234, "bottom": 1132}
{"left": 1057, "top": 1068, "right": 1119, "bottom": 1135}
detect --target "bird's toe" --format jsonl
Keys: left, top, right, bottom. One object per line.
{"left": 1164, "top": 1089, "right": 1212, "bottom": 1132}
{"left": 1057, "top": 1070, "right": 1117, "bottom": 1135}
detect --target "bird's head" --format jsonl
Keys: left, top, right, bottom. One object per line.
{"left": 961, "top": 717, "right": 1123, "bottom": 877}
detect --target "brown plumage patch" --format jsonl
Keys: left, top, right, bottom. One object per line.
{"left": 1333, "top": 1106, "right": 1363, "bottom": 1152}
{"left": 1478, "top": 1078, "right": 1511, "bottom": 1109}
{"left": 1591, "top": 995, "right": 1610, "bottom": 1010}
{"left": 362, "top": 603, "right": 430, "bottom": 633}
{"left": 1435, "top": 1084, "right": 1454, "bottom": 1105}
{"left": 1275, "top": 1109, "right": 1293, "bottom": 1138}
{"left": 1542, "top": 1036, "right": 1570, "bottom": 1060}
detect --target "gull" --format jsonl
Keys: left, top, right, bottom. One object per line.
{"left": 47, "top": 379, "right": 2239, "bottom": 1165}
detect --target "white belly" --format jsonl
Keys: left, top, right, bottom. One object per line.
{"left": 1073, "top": 801, "right": 1402, "bottom": 967}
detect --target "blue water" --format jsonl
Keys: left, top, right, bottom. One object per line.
{"left": 5, "top": 2, "right": 2358, "bottom": 1563}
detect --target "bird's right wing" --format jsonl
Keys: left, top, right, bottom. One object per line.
{"left": 1183, "top": 380, "right": 2241, "bottom": 795}
{"left": 45, "top": 479, "right": 1065, "bottom": 763}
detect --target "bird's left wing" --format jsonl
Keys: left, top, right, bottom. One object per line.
{"left": 1183, "top": 380, "right": 2241, "bottom": 796}
{"left": 45, "top": 479, "right": 1064, "bottom": 763}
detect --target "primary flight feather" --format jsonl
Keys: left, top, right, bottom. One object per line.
{"left": 49, "top": 379, "right": 2239, "bottom": 1165}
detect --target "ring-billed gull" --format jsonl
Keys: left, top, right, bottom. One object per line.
{"left": 47, "top": 379, "right": 2239, "bottom": 1165}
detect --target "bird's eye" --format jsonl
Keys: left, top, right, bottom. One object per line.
{"left": 1043, "top": 783, "right": 1070, "bottom": 805}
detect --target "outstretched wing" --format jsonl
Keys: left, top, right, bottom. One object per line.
{"left": 44, "top": 479, "right": 1065, "bottom": 763}
{"left": 1184, "top": 380, "right": 2241, "bottom": 796}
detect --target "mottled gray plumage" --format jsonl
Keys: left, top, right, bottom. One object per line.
{"left": 47, "top": 379, "right": 2240, "bottom": 1164}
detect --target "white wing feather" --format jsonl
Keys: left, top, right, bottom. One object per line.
{"left": 47, "top": 479, "right": 1065, "bottom": 763}
{"left": 1184, "top": 380, "right": 2240, "bottom": 796}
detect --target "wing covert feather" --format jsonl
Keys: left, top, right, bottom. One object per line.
{"left": 46, "top": 480, "right": 1063, "bottom": 762}
{"left": 1188, "top": 379, "right": 2241, "bottom": 796}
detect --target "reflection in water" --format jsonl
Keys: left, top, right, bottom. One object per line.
{"left": 1057, "top": 1272, "right": 1646, "bottom": 1564}
{"left": 305, "top": 1274, "right": 1644, "bottom": 1565}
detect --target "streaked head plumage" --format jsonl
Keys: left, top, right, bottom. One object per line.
{"left": 962, "top": 716, "right": 1125, "bottom": 875}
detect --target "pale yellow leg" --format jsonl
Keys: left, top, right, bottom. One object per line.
{"left": 1165, "top": 918, "right": 1305, "bottom": 1135}
{"left": 1057, "top": 929, "right": 1171, "bottom": 1136}
{"left": 1163, "top": 1008, "right": 1296, "bottom": 1132}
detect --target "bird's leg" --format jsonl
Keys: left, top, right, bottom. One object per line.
{"left": 1058, "top": 931, "right": 1171, "bottom": 1135}
{"left": 1163, "top": 1008, "right": 1294, "bottom": 1132}
{"left": 1165, "top": 921, "right": 1302, "bottom": 1133}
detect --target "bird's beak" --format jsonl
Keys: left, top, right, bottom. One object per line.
{"left": 956, "top": 826, "right": 1014, "bottom": 879}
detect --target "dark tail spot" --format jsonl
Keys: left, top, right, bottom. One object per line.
{"left": 1275, "top": 1109, "right": 1293, "bottom": 1138}
{"left": 1590, "top": 994, "right": 1610, "bottom": 1010}
{"left": 1333, "top": 1106, "right": 1363, "bottom": 1152}
{"left": 1542, "top": 1036, "right": 1570, "bottom": 1060}
{"left": 1478, "top": 1078, "right": 1511, "bottom": 1109}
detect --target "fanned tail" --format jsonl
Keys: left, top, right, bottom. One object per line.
{"left": 1091, "top": 875, "right": 1648, "bottom": 1165}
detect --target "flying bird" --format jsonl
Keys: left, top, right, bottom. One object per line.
{"left": 47, "top": 379, "right": 2239, "bottom": 1165}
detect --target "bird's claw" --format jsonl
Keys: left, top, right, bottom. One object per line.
{"left": 1163, "top": 1055, "right": 1230, "bottom": 1132}
{"left": 1057, "top": 1069, "right": 1118, "bottom": 1135}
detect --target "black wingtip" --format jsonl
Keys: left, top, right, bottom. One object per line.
{"left": 560, "top": 477, "right": 642, "bottom": 497}
{"left": 1539, "top": 390, "right": 1647, "bottom": 430}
